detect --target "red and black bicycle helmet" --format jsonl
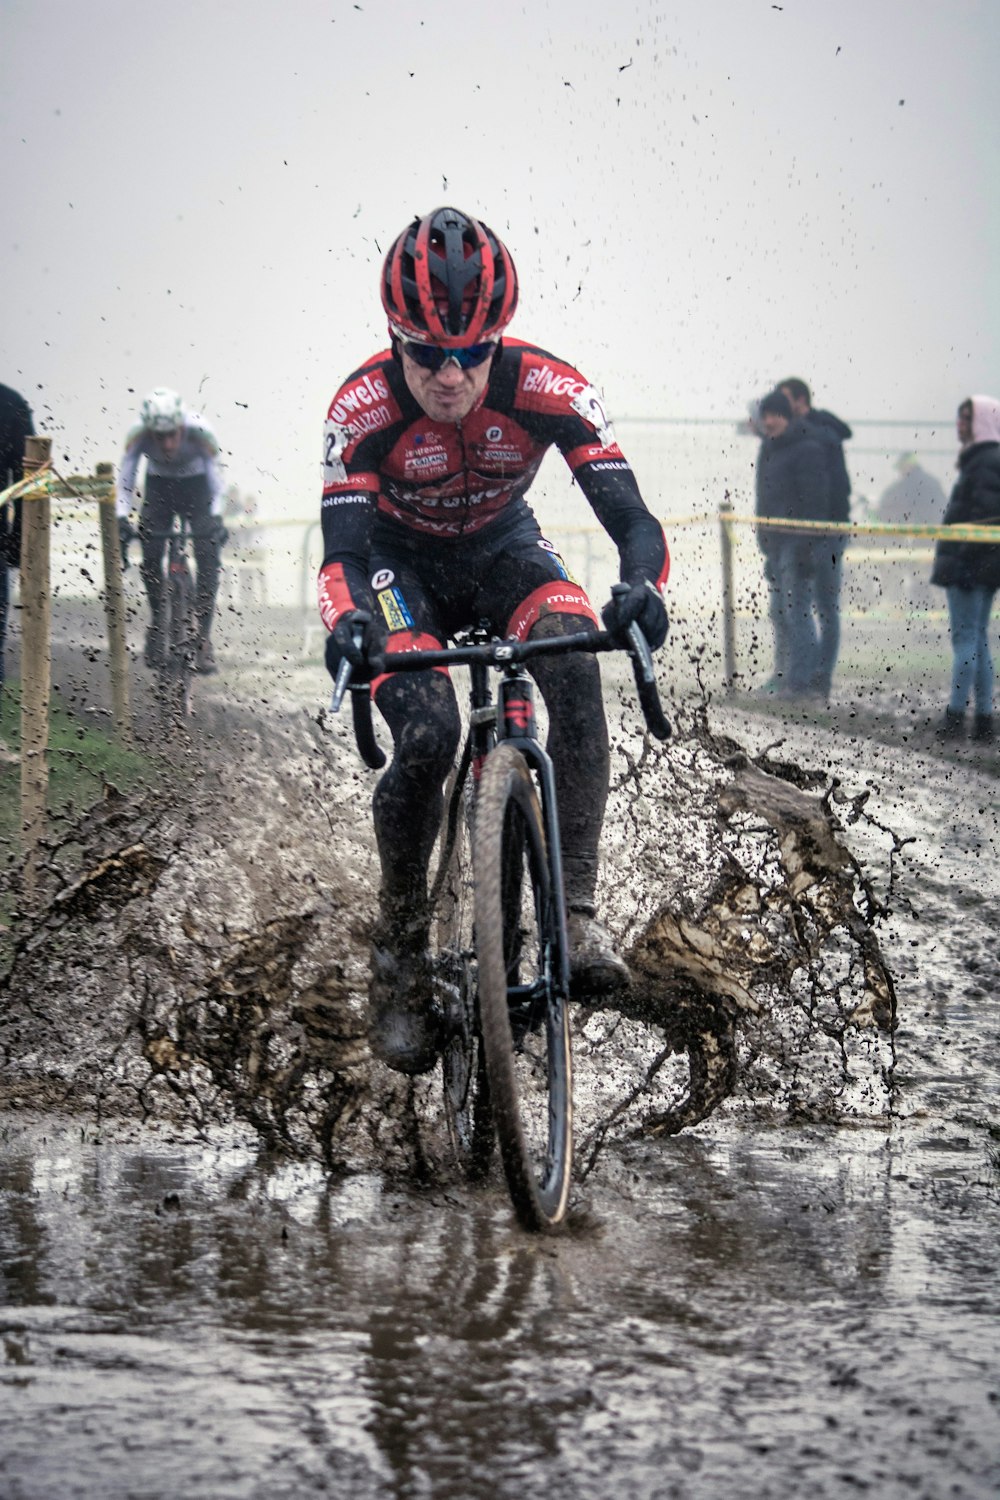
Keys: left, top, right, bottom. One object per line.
{"left": 381, "top": 206, "right": 519, "bottom": 347}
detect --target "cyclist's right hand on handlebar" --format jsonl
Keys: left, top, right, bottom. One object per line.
{"left": 601, "top": 579, "right": 669, "bottom": 650}
{"left": 324, "top": 609, "right": 385, "bottom": 683}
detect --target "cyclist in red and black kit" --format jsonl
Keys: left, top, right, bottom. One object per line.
{"left": 320, "top": 206, "right": 670, "bottom": 1075}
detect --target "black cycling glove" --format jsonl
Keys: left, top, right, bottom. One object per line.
{"left": 602, "top": 579, "right": 669, "bottom": 650}
{"left": 324, "top": 608, "right": 386, "bottom": 683}
{"left": 117, "top": 515, "right": 137, "bottom": 570}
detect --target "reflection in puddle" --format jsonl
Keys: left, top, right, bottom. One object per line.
{"left": 2, "top": 1104, "right": 998, "bottom": 1499}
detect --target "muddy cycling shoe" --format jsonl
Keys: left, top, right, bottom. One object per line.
{"left": 195, "top": 637, "right": 218, "bottom": 675}
{"left": 368, "top": 943, "right": 442, "bottom": 1076}
{"left": 143, "top": 625, "right": 165, "bottom": 669}
{"left": 567, "top": 911, "right": 630, "bottom": 998}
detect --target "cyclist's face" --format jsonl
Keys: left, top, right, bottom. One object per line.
{"left": 154, "top": 428, "right": 182, "bottom": 459}
{"left": 399, "top": 346, "right": 491, "bottom": 423}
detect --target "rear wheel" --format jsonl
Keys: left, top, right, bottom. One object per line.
{"left": 474, "top": 742, "right": 572, "bottom": 1232}
{"left": 159, "top": 566, "right": 195, "bottom": 723}
{"left": 433, "top": 770, "right": 493, "bottom": 1179}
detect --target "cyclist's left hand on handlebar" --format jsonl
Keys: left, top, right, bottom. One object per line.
{"left": 324, "top": 609, "right": 386, "bottom": 683}
{"left": 117, "top": 515, "right": 137, "bottom": 570}
{"left": 602, "top": 579, "right": 669, "bottom": 650}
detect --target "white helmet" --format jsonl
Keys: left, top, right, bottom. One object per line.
{"left": 140, "top": 387, "right": 183, "bottom": 433}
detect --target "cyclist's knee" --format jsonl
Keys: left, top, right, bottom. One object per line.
{"left": 530, "top": 615, "right": 604, "bottom": 713}
{"left": 377, "top": 673, "right": 460, "bottom": 780}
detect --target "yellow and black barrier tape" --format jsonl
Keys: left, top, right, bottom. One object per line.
{"left": 719, "top": 513, "right": 1000, "bottom": 544}
{"left": 0, "top": 465, "right": 114, "bottom": 507}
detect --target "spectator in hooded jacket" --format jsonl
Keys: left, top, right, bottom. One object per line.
{"left": 779, "top": 377, "right": 852, "bottom": 697}
{"left": 930, "top": 394, "right": 1000, "bottom": 743}
{"left": 754, "top": 388, "right": 830, "bottom": 696}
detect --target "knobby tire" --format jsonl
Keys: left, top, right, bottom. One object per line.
{"left": 474, "top": 742, "right": 573, "bottom": 1232}
{"left": 158, "top": 566, "right": 195, "bottom": 725}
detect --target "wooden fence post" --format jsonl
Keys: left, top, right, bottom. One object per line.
{"left": 96, "top": 462, "right": 131, "bottom": 742}
{"left": 19, "top": 434, "right": 53, "bottom": 900}
{"left": 718, "top": 494, "right": 737, "bottom": 693}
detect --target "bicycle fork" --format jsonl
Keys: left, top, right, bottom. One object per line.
{"left": 495, "top": 672, "right": 572, "bottom": 1009}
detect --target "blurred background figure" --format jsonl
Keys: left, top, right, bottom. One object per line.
{"left": 877, "top": 451, "right": 947, "bottom": 529}
{"left": 754, "top": 388, "right": 829, "bottom": 697}
{"left": 116, "top": 387, "right": 226, "bottom": 674}
{"left": 875, "top": 451, "right": 948, "bottom": 609}
{"left": 738, "top": 397, "right": 764, "bottom": 438}
{"left": 1, "top": 380, "right": 35, "bottom": 760}
{"left": 779, "top": 377, "right": 852, "bottom": 698}
{"left": 930, "top": 395, "right": 1000, "bottom": 743}
{"left": 222, "top": 486, "right": 267, "bottom": 611}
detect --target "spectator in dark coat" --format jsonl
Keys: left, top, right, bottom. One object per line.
{"left": 754, "top": 389, "right": 830, "bottom": 696}
{"left": 780, "top": 377, "right": 852, "bottom": 698}
{"left": 1, "top": 382, "right": 35, "bottom": 718}
{"left": 930, "top": 394, "right": 1000, "bottom": 743}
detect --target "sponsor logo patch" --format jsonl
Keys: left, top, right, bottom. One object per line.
{"left": 371, "top": 568, "right": 395, "bottom": 591}
{"left": 328, "top": 372, "right": 391, "bottom": 425}
{"left": 376, "top": 586, "right": 414, "bottom": 632}
{"left": 522, "top": 363, "right": 586, "bottom": 399}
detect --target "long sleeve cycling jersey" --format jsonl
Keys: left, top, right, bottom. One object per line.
{"left": 115, "top": 412, "right": 225, "bottom": 518}
{"left": 318, "top": 338, "right": 669, "bottom": 629}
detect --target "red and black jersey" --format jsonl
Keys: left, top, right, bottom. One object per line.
{"left": 318, "top": 337, "right": 668, "bottom": 629}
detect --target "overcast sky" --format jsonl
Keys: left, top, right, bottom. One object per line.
{"left": 3, "top": 0, "right": 998, "bottom": 512}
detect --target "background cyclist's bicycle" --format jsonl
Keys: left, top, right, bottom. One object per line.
{"left": 125, "top": 518, "right": 198, "bottom": 724}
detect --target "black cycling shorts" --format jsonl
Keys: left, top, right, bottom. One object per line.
{"left": 367, "top": 511, "right": 597, "bottom": 689}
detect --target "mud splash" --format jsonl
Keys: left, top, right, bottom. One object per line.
{"left": 1, "top": 680, "right": 897, "bottom": 1181}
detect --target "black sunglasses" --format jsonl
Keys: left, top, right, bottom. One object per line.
{"left": 399, "top": 338, "right": 498, "bottom": 373}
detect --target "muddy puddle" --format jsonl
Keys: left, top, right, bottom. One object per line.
{"left": 1, "top": 631, "right": 999, "bottom": 1497}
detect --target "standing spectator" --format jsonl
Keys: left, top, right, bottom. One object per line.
{"left": 754, "top": 389, "right": 830, "bottom": 697}
{"left": 876, "top": 452, "right": 947, "bottom": 528}
{"left": 779, "top": 377, "right": 852, "bottom": 697}
{"left": 930, "top": 395, "right": 1000, "bottom": 743}
{"left": 116, "top": 387, "right": 226, "bottom": 674}
{"left": 1, "top": 382, "right": 35, "bottom": 756}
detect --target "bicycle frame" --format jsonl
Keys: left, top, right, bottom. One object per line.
{"left": 329, "top": 595, "right": 669, "bottom": 1229}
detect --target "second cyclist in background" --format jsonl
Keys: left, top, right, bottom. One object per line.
{"left": 116, "top": 387, "right": 227, "bottom": 674}
{"left": 318, "top": 206, "right": 670, "bottom": 1075}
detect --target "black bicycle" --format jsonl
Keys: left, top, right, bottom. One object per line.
{"left": 332, "top": 584, "right": 670, "bottom": 1232}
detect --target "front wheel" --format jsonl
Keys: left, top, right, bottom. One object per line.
{"left": 474, "top": 742, "right": 572, "bottom": 1232}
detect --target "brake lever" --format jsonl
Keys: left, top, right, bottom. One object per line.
{"left": 625, "top": 619, "right": 672, "bottom": 742}
{"left": 329, "top": 622, "right": 366, "bottom": 713}
{"left": 330, "top": 653, "right": 353, "bottom": 713}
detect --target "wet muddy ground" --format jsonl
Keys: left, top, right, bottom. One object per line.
{"left": 1, "top": 608, "right": 999, "bottom": 1498}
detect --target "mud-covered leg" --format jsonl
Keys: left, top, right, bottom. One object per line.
{"left": 528, "top": 613, "right": 628, "bottom": 996}
{"left": 367, "top": 670, "right": 461, "bottom": 1074}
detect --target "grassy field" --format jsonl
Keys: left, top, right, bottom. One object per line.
{"left": 0, "top": 685, "right": 152, "bottom": 856}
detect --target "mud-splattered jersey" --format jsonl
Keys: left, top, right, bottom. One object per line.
{"left": 318, "top": 338, "right": 669, "bottom": 628}
{"left": 115, "top": 412, "right": 224, "bottom": 517}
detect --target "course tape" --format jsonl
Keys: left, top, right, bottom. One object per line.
{"left": 0, "top": 464, "right": 114, "bottom": 507}
{"left": 718, "top": 512, "right": 1000, "bottom": 544}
